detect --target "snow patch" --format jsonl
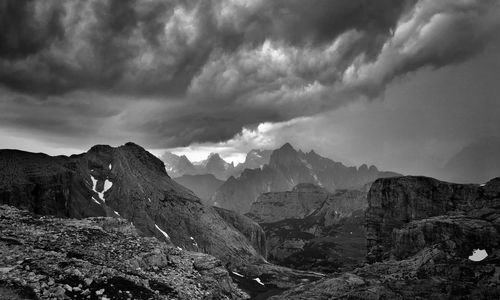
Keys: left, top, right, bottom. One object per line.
{"left": 148, "top": 197, "right": 152, "bottom": 203}
{"left": 103, "top": 179, "right": 113, "bottom": 194}
{"left": 469, "top": 249, "right": 488, "bottom": 262}
{"left": 253, "top": 278, "right": 264, "bottom": 286}
{"left": 92, "top": 197, "right": 100, "bottom": 205}
{"left": 176, "top": 246, "right": 183, "bottom": 251}
{"left": 114, "top": 210, "right": 120, "bottom": 216}
{"left": 480, "top": 183, "right": 486, "bottom": 187}
{"left": 155, "top": 224, "right": 171, "bottom": 241}
{"left": 90, "top": 175, "right": 105, "bottom": 200}
{"left": 232, "top": 271, "right": 244, "bottom": 277}
{"left": 190, "top": 236, "right": 198, "bottom": 247}
{"left": 108, "top": 163, "right": 112, "bottom": 170}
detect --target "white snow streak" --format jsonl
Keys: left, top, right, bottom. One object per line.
{"left": 155, "top": 224, "right": 171, "bottom": 241}
{"left": 232, "top": 271, "right": 244, "bottom": 277}
{"left": 253, "top": 278, "right": 264, "bottom": 286}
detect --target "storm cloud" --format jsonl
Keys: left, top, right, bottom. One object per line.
{"left": 0, "top": 0, "right": 499, "bottom": 149}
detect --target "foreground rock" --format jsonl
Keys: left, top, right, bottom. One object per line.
{"left": 0, "top": 143, "right": 262, "bottom": 266}
{"left": 270, "top": 176, "right": 500, "bottom": 299}
{"left": 0, "top": 205, "right": 247, "bottom": 300}
{"left": 247, "top": 184, "right": 369, "bottom": 273}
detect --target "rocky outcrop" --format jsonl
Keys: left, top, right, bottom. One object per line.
{"left": 212, "top": 143, "right": 398, "bottom": 214}
{"left": 270, "top": 176, "right": 500, "bottom": 299}
{"left": 366, "top": 176, "right": 500, "bottom": 262}
{"left": 246, "top": 184, "right": 369, "bottom": 273}
{"left": 174, "top": 174, "right": 224, "bottom": 203}
{"left": 0, "top": 143, "right": 263, "bottom": 266}
{"left": 271, "top": 247, "right": 500, "bottom": 299}
{"left": 0, "top": 205, "right": 247, "bottom": 299}
{"left": 214, "top": 207, "right": 267, "bottom": 259}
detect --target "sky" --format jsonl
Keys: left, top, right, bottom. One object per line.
{"left": 1, "top": 0, "right": 499, "bottom": 177}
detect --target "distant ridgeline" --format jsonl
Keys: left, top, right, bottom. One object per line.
{"left": 168, "top": 143, "right": 399, "bottom": 214}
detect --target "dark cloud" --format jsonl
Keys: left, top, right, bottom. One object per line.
{"left": 0, "top": 0, "right": 499, "bottom": 149}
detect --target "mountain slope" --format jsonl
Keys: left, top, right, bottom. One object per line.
{"left": 174, "top": 174, "right": 224, "bottom": 203}
{"left": 212, "top": 143, "right": 399, "bottom": 214}
{"left": 0, "top": 143, "right": 264, "bottom": 266}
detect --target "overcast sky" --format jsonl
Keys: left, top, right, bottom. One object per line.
{"left": 1, "top": 0, "right": 499, "bottom": 177}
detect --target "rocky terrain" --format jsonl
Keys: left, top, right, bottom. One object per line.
{"left": 0, "top": 143, "right": 264, "bottom": 266}
{"left": 174, "top": 174, "right": 224, "bottom": 204}
{"left": 0, "top": 205, "right": 247, "bottom": 300}
{"left": 247, "top": 183, "right": 369, "bottom": 273}
{"left": 269, "top": 176, "right": 500, "bottom": 299}
{"left": 212, "top": 143, "right": 398, "bottom": 214}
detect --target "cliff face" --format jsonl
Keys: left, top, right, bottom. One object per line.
{"left": 0, "top": 143, "right": 263, "bottom": 266}
{"left": 272, "top": 176, "right": 500, "bottom": 299}
{"left": 246, "top": 184, "right": 368, "bottom": 273}
{"left": 0, "top": 205, "right": 247, "bottom": 300}
{"left": 366, "top": 176, "right": 500, "bottom": 262}
{"left": 214, "top": 207, "right": 268, "bottom": 259}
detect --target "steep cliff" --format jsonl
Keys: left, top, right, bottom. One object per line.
{"left": 247, "top": 184, "right": 368, "bottom": 273}
{"left": 214, "top": 207, "right": 267, "bottom": 259}
{"left": 0, "top": 143, "right": 263, "bottom": 266}
{"left": 271, "top": 176, "right": 500, "bottom": 299}
{"left": 366, "top": 176, "right": 500, "bottom": 262}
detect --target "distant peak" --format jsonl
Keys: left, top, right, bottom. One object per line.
{"left": 278, "top": 142, "right": 295, "bottom": 152}
{"left": 124, "top": 142, "right": 141, "bottom": 148}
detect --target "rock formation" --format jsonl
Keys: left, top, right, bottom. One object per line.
{"left": 0, "top": 143, "right": 263, "bottom": 266}
{"left": 270, "top": 176, "right": 500, "bottom": 299}
{"left": 366, "top": 176, "right": 500, "bottom": 262}
{"left": 212, "top": 143, "right": 398, "bottom": 214}
{"left": 0, "top": 205, "right": 247, "bottom": 300}
{"left": 247, "top": 184, "right": 369, "bottom": 273}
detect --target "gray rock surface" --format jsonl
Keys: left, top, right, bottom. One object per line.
{"left": 0, "top": 205, "right": 248, "bottom": 300}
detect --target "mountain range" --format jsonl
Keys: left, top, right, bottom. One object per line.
{"left": 1, "top": 142, "right": 500, "bottom": 299}
{"left": 209, "top": 143, "right": 399, "bottom": 214}
{"left": 162, "top": 149, "right": 272, "bottom": 180}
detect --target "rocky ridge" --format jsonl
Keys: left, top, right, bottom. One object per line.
{"left": 0, "top": 205, "right": 247, "bottom": 300}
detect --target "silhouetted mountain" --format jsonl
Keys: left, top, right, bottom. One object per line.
{"left": 174, "top": 173, "right": 224, "bottom": 203}
{"left": 162, "top": 149, "right": 272, "bottom": 180}
{"left": 441, "top": 136, "right": 500, "bottom": 183}
{"left": 211, "top": 143, "right": 399, "bottom": 214}
{"left": 0, "top": 143, "right": 264, "bottom": 266}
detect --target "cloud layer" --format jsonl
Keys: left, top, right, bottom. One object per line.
{"left": 0, "top": 0, "right": 499, "bottom": 149}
